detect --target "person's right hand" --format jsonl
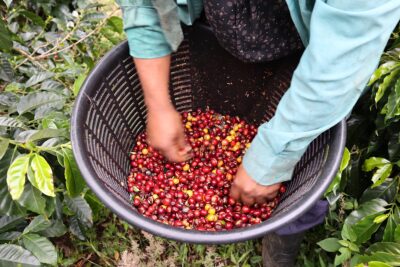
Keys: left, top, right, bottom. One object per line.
{"left": 146, "top": 106, "right": 192, "bottom": 162}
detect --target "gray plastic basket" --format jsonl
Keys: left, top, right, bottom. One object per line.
{"left": 71, "top": 24, "right": 346, "bottom": 244}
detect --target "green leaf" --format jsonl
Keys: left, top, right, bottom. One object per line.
{"left": 317, "top": 238, "right": 342, "bottom": 252}
{"left": 369, "top": 61, "right": 400, "bottom": 86}
{"left": 345, "top": 199, "right": 388, "bottom": 225}
{"left": 25, "top": 72, "right": 54, "bottom": 88}
{"left": 326, "top": 148, "right": 350, "bottom": 195}
{"left": 2, "top": 0, "right": 12, "bottom": 9}
{"left": 0, "top": 149, "right": 26, "bottom": 216}
{"left": 385, "top": 78, "right": 400, "bottom": 121}
{"left": 73, "top": 73, "right": 86, "bottom": 96}
{"left": 338, "top": 240, "right": 359, "bottom": 252}
{"left": 318, "top": 255, "right": 327, "bottom": 267}
{"left": 0, "top": 139, "right": 9, "bottom": 161}
{"left": 17, "top": 92, "right": 64, "bottom": 115}
{"left": 0, "top": 92, "right": 18, "bottom": 108}
{"left": 23, "top": 215, "right": 51, "bottom": 234}
{"left": 6, "top": 154, "right": 30, "bottom": 200}
{"left": 358, "top": 243, "right": 400, "bottom": 265}
{"left": 0, "top": 117, "right": 26, "bottom": 129}
{"left": 0, "top": 55, "right": 13, "bottom": 82}
{"left": 237, "top": 250, "right": 251, "bottom": 264}
{"left": 374, "top": 214, "right": 389, "bottom": 224}
{"left": 40, "top": 80, "right": 64, "bottom": 91}
{"left": 0, "top": 19, "right": 13, "bottom": 52}
{"left": 388, "top": 132, "right": 400, "bottom": 162}
{"left": 44, "top": 196, "right": 56, "bottom": 218}
{"left": 56, "top": 152, "right": 64, "bottom": 168}
{"left": 0, "top": 231, "right": 20, "bottom": 241}
{"left": 383, "top": 215, "right": 397, "bottom": 242}
{"left": 15, "top": 128, "right": 67, "bottom": 143}
{"left": 34, "top": 104, "right": 65, "bottom": 120}
{"left": 363, "top": 157, "right": 390, "bottom": 172}
{"left": 367, "top": 242, "right": 400, "bottom": 254}
{"left": 375, "top": 68, "right": 400, "bottom": 103}
{"left": 22, "top": 233, "right": 57, "bottom": 265}
{"left": 371, "top": 164, "right": 392, "bottom": 188}
{"left": 0, "top": 216, "right": 24, "bottom": 234}
{"left": 106, "top": 16, "right": 123, "bottom": 33}
{"left": 342, "top": 223, "right": 357, "bottom": 242}
{"left": 0, "top": 244, "right": 40, "bottom": 266}
{"left": 38, "top": 220, "right": 67, "bottom": 238}
{"left": 17, "top": 183, "right": 46, "bottom": 215}
{"left": 334, "top": 247, "right": 351, "bottom": 266}
{"left": 35, "top": 97, "right": 66, "bottom": 117}
{"left": 82, "top": 12, "right": 106, "bottom": 22}
{"left": 100, "top": 27, "right": 121, "bottom": 45}
{"left": 68, "top": 216, "right": 85, "bottom": 240}
{"left": 360, "top": 178, "right": 398, "bottom": 204}
{"left": 84, "top": 190, "right": 103, "bottom": 219}
{"left": 359, "top": 252, "right": 400, "bottom": 266}
{"left": 395, "top": 225, "right": 400, "bottom": 242}
{"left": 18, "top": 10, "right": 45, "bottom": 28}
{"left": 368, "top": 261, "right": 393, "bottom": 267}
{"left": 352, "top": 214, "right": 385, "bottom": 244}
{"left": 41, "top": 137, "right": 62, "bottom": 148}
{"left": 62, "top": 148, "right": 85, "bottom": 197}
{"left": 64, "top": 195, "right": 93, "bottom": 227}
{"left": 29, "top": 154, "right": 55, "bottom": 197}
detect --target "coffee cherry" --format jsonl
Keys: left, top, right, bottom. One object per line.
{"left": 127, "top": 109, "right": 284, "bottom": 231}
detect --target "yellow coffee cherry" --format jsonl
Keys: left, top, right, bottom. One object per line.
{"left": 208, "top": 208, "right": 216, "bottom": 215}
{"left": 183, "top": 164, "right": 190, "bottom": 171}
{"left": 186, "top": 190, "right": 193, "bottom": 197}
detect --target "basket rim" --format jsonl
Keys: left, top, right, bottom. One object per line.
{"left": 71, "top": 40, "right": 347, "bottom": 244}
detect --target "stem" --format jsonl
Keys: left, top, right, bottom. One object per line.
{"left": 34, "top": 9, "right": 118, "bottom": 60}
{"left": 0, "top": 136, "right": 70, "bottom": 153}
{"left": 13, "top": 16, "right": 54, "bottom": 69}
{"left": 43, "top": 16, "right": 82, "bottom": 56}
{"left": 13, "top": 47, "right": 69, "bottom": 89}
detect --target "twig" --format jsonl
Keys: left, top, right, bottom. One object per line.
{"left": 13, "top": 47, "right": 48, "bottom": 71}
{"left": 14, "top": 17, "right": 53, "bottom": 69}
{"left": 14, "top": 39, "right": 57, "bottom": 69}
{"left": 34, "top": 8, "right": 118, "bottom": 60}
{"left": 14, "top": 47, "right": 69, "bottom": 88}
{"left": 14, "top": 8, "right": 118, "bottom": 67}
{"left": 43, "top": 16, "right": 82, "bottom": 56}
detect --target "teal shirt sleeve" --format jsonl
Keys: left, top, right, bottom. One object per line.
{"left": 116, "top": 0, "right": 203, "bottom": 58}
{"left": 116, "top": 0, "right": 173, "bottom": 58}
{"left": 243, "top": 0, "right": 400, "bottom": 186}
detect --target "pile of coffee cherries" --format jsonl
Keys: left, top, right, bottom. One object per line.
{"left": 127, "top": 109, "right": 285, "bottom": 231}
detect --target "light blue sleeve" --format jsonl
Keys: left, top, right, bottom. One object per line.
{"left": 116, "top": 0, "right": 173, "bottom": 58}
{"left": 243, "top": 0, "right": 400, "bottom": 186}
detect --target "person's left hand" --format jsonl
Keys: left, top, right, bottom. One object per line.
{"left": 230, "top": 164, "right": 281, "bottom": 206}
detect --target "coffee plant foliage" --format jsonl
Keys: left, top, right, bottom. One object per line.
{"left": 1, "top": 0, "right": 400, "bottom": 266}
{"left": 307, "top": 24, "right": 400, "bottom": 267}
{"left": 0, "top": 0, "right": 124, "bottom": 265}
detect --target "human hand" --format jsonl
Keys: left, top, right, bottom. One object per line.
{"left": 146, "top": 106, "right": 192, "bottom": 162}
{"left": 230, "top": 164, "right": 281, "bottom": 206}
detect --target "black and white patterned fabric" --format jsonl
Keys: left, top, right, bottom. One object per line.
{"left": 203, "top": 0, "right": 303, "bottom": 62}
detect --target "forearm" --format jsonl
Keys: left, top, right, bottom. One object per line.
{"left": 134, "top": 56, "right": 192, "bottom": 162}
{"left": 134, "top": 56, "right": 174, "bottom": 112}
